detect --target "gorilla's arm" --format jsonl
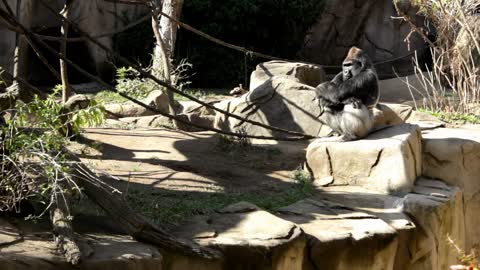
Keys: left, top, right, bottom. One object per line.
{"left": 331, "top": 71, "right": 344, "bottom": 85}
{"left": 322, "top": 69, "right": 378, "bottom": 105}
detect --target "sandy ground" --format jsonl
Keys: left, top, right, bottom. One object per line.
{"left": 71, "top": 128, "right": 310, "bottom": 196}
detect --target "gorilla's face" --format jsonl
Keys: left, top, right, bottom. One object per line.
{"left": 342, "top": 60, "right": 362, "bottom": 81}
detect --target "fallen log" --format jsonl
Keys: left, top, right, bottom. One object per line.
{"left": 66, "top": 150, "right": 222, "bottom": 259}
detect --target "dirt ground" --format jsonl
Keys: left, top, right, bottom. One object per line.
{"left": 69, "top": 128, "right": 311, "bottom": 226}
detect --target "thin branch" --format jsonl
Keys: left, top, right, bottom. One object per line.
{"left": 35, "top": 14, "right": 151, "bottom": 43}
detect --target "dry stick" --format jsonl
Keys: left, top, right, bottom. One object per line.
{"left": 0, "top": 9, "right": 311, "bottom": 142}
{"left": 36, "top": 0, "right": 316, "bottom": 140}
{"left": 393, "top": 1, "right": 435, "bottom": 48}
{"left": 50, "top": 195, "right": 82, "bottom": 264}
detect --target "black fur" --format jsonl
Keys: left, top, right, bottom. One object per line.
{"left": 313, "top": 47, "right": 379, "bottom": 141}
{"left": 315, "top": 48, "right": 379, "bottom": 111}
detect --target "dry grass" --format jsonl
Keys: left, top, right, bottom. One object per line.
{"left": 400, "top": 0, "right": 480, "bottom": 114}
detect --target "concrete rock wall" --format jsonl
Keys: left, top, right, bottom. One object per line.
{"left": 300, "top": 0, "right": 432, "bottom": 78}
{"left": 0, "top": 0, "right": 147, "bottom": 83}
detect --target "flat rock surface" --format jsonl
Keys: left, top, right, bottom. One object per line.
{"left": 169, "top": 202, "right": 305, "bottom": 270}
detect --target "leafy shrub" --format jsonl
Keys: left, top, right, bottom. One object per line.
{"left": 0, "top": 90, "right": 105, "bottom": 214}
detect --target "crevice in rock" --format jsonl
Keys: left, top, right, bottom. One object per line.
{"left": 368, "top": 149, "right": 383, "bottom": 177}
{"left": 407, "top": 140, "right": 418, "bottom": 177}
{"left": 273, "top": 226, "right": 298, "bottom": 240}
{"left": 424, "top": 151, "right": 450, "bottom": 166}
{"left": 364, "top": 34, "right": 394, "bottom": 56}
{"left": 460, "top": 146, "right": 467, "bottom": 170}
{"left": 325, "top": 147, "right": 333, "bottom": 177}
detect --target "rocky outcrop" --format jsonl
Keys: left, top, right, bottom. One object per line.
{"left": 169, "top": 202, "right": 305, "bottom": 270}
{"left": 249, "top": 61, "right": 326, "bottom": 91}
{"left": 306, "top": 124, "right": 422, "bottom": 194}
{"left": 310, "top": 178, "right": 465, "bottom": 270}
{"left": 422, "top": 127, "right": 480, "bottom": 250}
{"left": 300, "top": 0, "right": 431, "bottom": 78}
{"left": 214, "top": 76, "right": 324, "bottom": 137}
{"left": 278, "top": 198, "right": 398, "bottom": 270}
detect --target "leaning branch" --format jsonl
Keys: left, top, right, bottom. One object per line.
{"left": 67, "top": 151, "right": 221, "bottom": 259}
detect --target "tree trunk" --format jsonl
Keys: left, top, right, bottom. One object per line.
{"left": 60, "top": 0, "right": 76, "bottom": 104}
{"left": 159, "top": 0, "right": 183, "bottom": 57}
{"left": 151, "top": 0, "right": 184, "bottom": 124}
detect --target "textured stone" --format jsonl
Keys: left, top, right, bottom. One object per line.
{"left": 313, "top": 178, "right": 465, "bottom": 270}
{"left": 0, "top": 230, "right": 163, "bottom": 270}
{"left": 249, "top": 61, "right": 326, "bottom": 91}
{"left": 395, "top": 178, "right": 465, "bottom": 270}
{"left": 106, "top": 103, "right": 156, "bottom": 118}
{"left": 0, "top": 1, "right": 147, "bottom": 82}
{"left": 106, "top": 90, "right": 170, "bottom": 118}
{"left": 278, "top": 198, "right": 398, "bottom": 270}
{"left": 306, "top": 124, "right": 422, "bottom": 194}
{"left": 65, "top": 94, "right": 91, "bottom": 111}
{"left": 373, "top": 103, "right": 413, "bottom": 126}
{"left": 170, "top": 202, "right": 305, "bottom": 270}
{"left": 215, "top": 76, "right": 324, "bottom": 137}
{"left": 119, "top": 115, "right": 170, "bottom": 128}
{"left": 422, "top": 127, "right": 480, "bottom": 249}
{"left": 300, "top": 0, "right": 431, "bottom": 78}
{"left": 373, "top": 103, "right": 444, "bottom": 130}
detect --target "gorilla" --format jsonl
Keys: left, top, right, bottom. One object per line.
{"left": 315, "top": 47, "right": 379, "bottom": 141}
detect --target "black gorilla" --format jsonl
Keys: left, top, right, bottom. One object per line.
{"left": 314, "top": 47, "right": 380, "bottom": 141}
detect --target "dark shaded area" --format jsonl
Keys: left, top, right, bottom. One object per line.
{"left": 28, "top": 27, "right": 97, "bottom": 87}
{"left": 113, "top": 19, "right": 154, "bottom": 69}
{"left": 174, "top": 0, "right": 326, "bottom": 89}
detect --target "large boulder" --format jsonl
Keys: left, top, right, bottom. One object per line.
{"left": 313, "top": 178, "right": 465, "bottom": 270}
{"left": 395, "top": 178, "right": 465, "bottom": 270}
{"left": 249, "top": 61, "right": 326, "bottom": 91}
{"left": 306, "top": 124, "right": 422, "bottom": 194}
{"left": 422, "top": 127, "right": 480, "bottom": 249}
{"left": 277, "top": 198, "right": 398, "bottom": 270}
{"left": 169, "top": 202, "right": 305, "bottom": 270}
{"left": 214, "top": 76, "right": 325, "bottom": 138}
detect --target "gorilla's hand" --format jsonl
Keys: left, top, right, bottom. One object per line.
{"left": 318, "top": 97, "right": 335, "bottom": 108}
{"left": 342, "top": 97, "right": 362, "bottom": 109}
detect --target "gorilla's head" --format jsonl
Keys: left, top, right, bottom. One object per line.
{"left": 342, "top": 47, "right": 372, "bottom": 81}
